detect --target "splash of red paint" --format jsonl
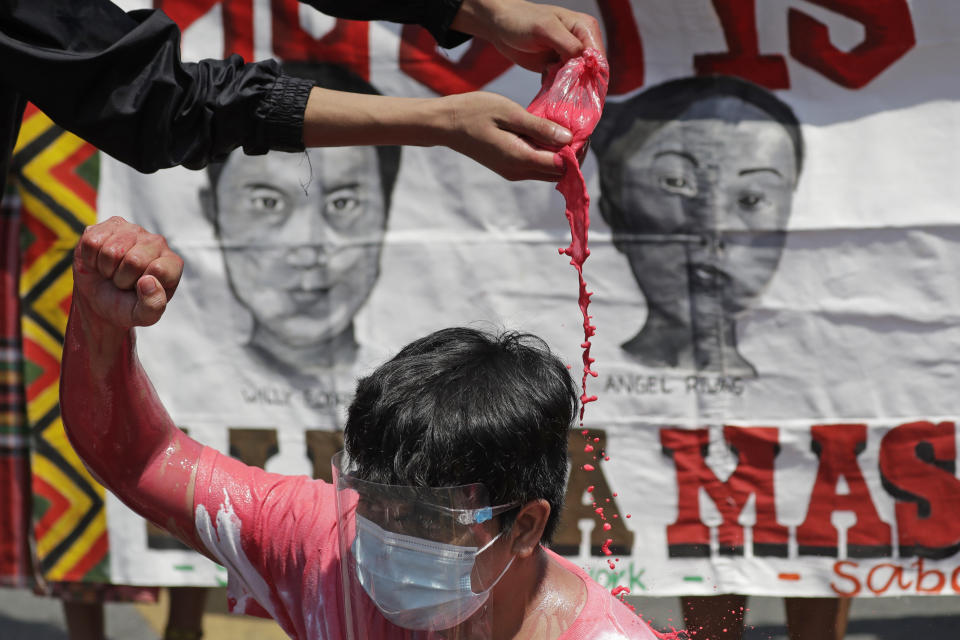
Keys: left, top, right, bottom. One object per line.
{"left": 527, "top": 48, "right": 609, "bottom": 423}
{"left": 527, "top": 50, "right": 684, "bottom": 639}
{"left": 601, "top": 538, "right": 613, "bottom": 556}
{"left": 612, "top": 585, "right": 631, "bottom": 598}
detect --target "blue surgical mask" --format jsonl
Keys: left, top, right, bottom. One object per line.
{"left": 352, "top": 514, "right": 515, "bottom": 631}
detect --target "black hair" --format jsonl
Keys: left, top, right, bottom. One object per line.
{"left": 592, "top": 76, "right": 804, "bottom": 231}
{"left": 344, "top": 327, "right": 577, "bottom": 544}
{"left": 206, "top": 61, "right": 402, "bottom": 216}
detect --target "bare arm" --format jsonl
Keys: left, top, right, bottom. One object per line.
{"left": 60, "top": 218, "right": 206, "bottom": 551}
{"left": 302, "top": 88, "right": 574, "bottom": 181}
{"left": 301, "top": 0, "right": 604, "bottom": 182}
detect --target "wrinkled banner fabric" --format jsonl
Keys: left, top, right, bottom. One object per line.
{"left": 17, "top": 0, "right": 960, "bottom": 598}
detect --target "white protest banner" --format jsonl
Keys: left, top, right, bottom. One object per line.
{"left": 97, "top": 0, "right": 960, "bottom": 597}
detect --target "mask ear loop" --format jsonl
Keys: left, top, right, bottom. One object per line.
{"left": 470, "top": 504, "right": 522, "bottom": 592}
{"left": 471, "top": 532, "right": 516, "bottom": 594}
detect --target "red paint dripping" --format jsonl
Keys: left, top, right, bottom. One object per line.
{"left": 527, "top": 48, "right": 609, "bottom": 424}
{"left": 601, "top": 538, "right": 613, "bottom": 555}
{"left": 583, "top": 463, "right": 595, "bottom": 471}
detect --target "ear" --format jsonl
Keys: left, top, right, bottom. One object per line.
{"left": 508, "top": 499, "right": 550, "bottom": 558}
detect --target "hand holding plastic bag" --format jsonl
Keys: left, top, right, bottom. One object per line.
{"left": 527, "top": 48, "right": 609, "bottom": 160}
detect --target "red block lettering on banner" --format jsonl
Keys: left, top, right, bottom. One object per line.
{"left": 158, "top": 0, "right": 254, "bottom": 61}
{"left": 399, "top": 26, "right": 513, "bottom": 95}
{"left": 596, "top": 0, "right": 644, "bottom": 95}
{"left": 694, "top": 0, "right": 790, "bottom": 89}
{"left": 879, "top": 420, "right": 960, "bottom": 559}
{"left": 797, "top": 424, "right": 891, "bottom": 557}
{"left": 788, "top": 0, "right": 915, "bottom": 89}
{"left": 270, "top": 0, "right": 369, "bottom": 79}
{"left": 660, "top": 426, "right": 787, "bottom": 557}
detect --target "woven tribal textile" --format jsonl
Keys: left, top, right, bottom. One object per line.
{"left": 13, "top": 105, "right": 108, "bottom": 583}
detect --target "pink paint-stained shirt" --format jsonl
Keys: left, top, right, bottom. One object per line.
{"left": 192, "top": 446, "right": 662, "bottom": 640}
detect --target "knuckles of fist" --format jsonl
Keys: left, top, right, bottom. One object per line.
{"left": 75, "top": 218, "right": 184, "bottom": 326}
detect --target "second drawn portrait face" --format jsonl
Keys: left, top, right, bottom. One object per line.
{"left": 595, "top": 76, "right": 804, "bottom": 377}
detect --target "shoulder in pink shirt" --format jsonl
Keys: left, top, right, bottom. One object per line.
{"left": 192, "top": 447, "right": 667, "bottom": 640}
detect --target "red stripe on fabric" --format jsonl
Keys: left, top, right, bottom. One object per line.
{"left": 49, "top": 142, "right": 97, "bottom": 210}
{"left": 63, "top": 532, "right": 108, "bottom": 582}
{"left": 32, "top": 475, "right": 71, "bottom": 541}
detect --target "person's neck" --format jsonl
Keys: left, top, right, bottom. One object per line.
{"left": 248, "top": 324, "right": 358, "bottom": 379}
{"left": 489, "top": 548, "right": 587, "bottom": 640}
{"left": 688, "top": 289, "right": 756, "bottom": 377}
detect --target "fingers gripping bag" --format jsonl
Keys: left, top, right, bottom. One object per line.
{"left": 528, "top": 48, "right": 609, "bottom": 160}
{"left": 528, "top": 49, "right": 609, "bottom": 420}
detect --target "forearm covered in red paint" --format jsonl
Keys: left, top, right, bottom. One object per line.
{"left": 60, "top": 293, "right": 205, "bottom": 551}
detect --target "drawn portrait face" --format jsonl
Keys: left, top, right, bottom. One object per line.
{"left": 207, "top": 144, "right": 390, "bottom": 374}
{"left": 596, "top": 77, "right": 803, "bottom": 376}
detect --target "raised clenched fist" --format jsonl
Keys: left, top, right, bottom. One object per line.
{"left": 72, "top": 216, "right": 183, "bottom": 328}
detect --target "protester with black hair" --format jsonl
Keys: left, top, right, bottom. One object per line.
{"left": 59, "top": 216, "right": 663, "bottom": 639}
{"left": 0, "top": 0, "right": 603, "bottom": 190}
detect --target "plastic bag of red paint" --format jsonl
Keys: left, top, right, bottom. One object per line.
{"left": 527, "top": 48, "right": 610, "bottom": 158}
{"left": 526, "top": 49, "right": 610, "bottom": 414}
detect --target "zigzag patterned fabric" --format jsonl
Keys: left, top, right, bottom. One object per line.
{"left": 13, "top": 104, "right": 108, "bottom": 583}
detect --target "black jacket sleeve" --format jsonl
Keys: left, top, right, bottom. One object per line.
{"left": 300, "top": 0, "right": 470, "bottom": 48}
{"left": 0, "top": 1, "right": 314, "bottom": 172}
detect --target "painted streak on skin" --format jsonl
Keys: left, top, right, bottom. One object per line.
{"left": 520, "top": 578, "right": 589, "bottom": 639}
{"left": 195, "top": 492, "right": 277, "bottom": 620}
{"left": 60, "top": 289, "right": 206, "bottom": 552}
{"left": 62, "top": 287, "right": 301, "bottom": 631}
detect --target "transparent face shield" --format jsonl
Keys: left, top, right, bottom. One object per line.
{"left": 332, "top": 451, "right": 518, "bottom": 640}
